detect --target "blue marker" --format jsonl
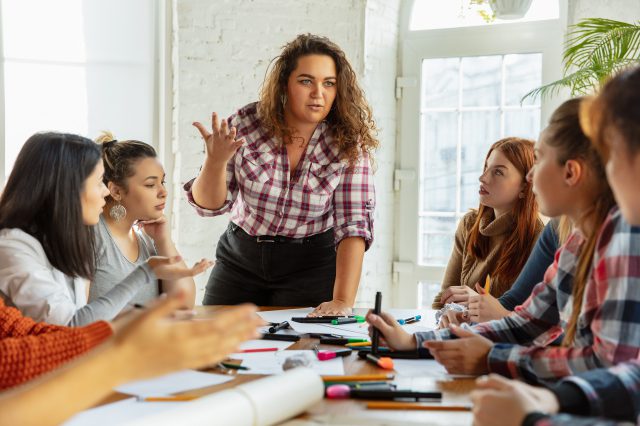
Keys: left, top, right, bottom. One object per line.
{"left": 398, "top": 315, "right": 421, "bottom": 325}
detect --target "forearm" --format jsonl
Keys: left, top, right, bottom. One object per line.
{"left": 191, "top": 157, "right": 228, "bottom": 210}
{"left": 0, "top": 339, "right": 131, "bottom": 426}
{"left": 333, "top": 237, "right": 365, "bottom": 306}
{"left": 69, "top": 264, "right": 155, "bottom": 325}
{"left": 155, "top": 239, "right": 196, "bottom": 308}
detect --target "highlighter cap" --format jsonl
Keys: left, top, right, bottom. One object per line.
{"left": 378, "top": 356, "right": 394, "bottom": 370}
{"left": 326, "top": 384, "right": 351, "bottom": 399}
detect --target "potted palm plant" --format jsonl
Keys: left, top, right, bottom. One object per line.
{"left": 523, "top": 18, "right": 640, "bottom": 101}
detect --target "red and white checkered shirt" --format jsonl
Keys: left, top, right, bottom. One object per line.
{"left": 183, "top": 102, "right": 375, "bottom": 249}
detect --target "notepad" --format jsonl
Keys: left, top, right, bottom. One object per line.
{"left": 115, "top": 370, "right": 233, "bottom": 398}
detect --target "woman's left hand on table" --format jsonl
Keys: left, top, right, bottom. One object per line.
{"left": 309, "top": 299, "right": 352, "bottom": 317}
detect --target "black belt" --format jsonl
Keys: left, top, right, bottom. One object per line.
{"left": 230, "top": 223, "right": 333, "bottom": 245}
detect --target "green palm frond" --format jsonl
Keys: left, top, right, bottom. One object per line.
{"left": 521, "top": 18, "right": 640, "bottom": 103}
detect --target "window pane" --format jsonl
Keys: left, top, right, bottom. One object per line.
{"left": 462, "top": 56, "right": 501, "bottom": 107}
{"left": 4, "top": 62, "right": 89, "bottom": 172}
{"left": 460, "top": 111, "right": 499, "bottom": 211}
{"left": 422, "top": 58, "right": 459, "bottom": 109}
{"left": 504, "top": 110, "right": 541, "bottom": 140}
{"left": 421, "top": 112, "right": 457, "bottom": 212}
{"left": 420, "top": 216, "right": 456, "bottom": 265}
{"left": 504, "top": 54, "right": 542, "bottom": 106}
{"left": 419, "top": 281, "right": 442, "bottom": 309}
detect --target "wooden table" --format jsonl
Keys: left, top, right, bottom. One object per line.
{"left": 107, "top": 306, "right": 476, "bottom": 425}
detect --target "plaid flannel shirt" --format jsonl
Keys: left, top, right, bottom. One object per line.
{"left": 416, "top": 207, "right": 640, "bottom": 383}
{"left": 184, "top": 102, "right": 375, "bottom": 249}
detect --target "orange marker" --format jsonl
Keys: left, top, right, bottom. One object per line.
{"left": 365, "top": 353, "right": 394, "bottom": 370}
{"left": 322, "top": 373, "right": 394, "bottom": 382}
{"left": 366, "top": 401, "right": 470, "bottom": 411}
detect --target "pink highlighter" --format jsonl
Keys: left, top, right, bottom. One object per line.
{"left": 313, "top": 345, "right": 352, "bottom": 361}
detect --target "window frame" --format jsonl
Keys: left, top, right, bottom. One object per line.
{"left": 394, "top": 0, "right": 568, "bottom": 308}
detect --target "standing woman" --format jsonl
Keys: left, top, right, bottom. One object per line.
{"left": 89, "top": 132, "right": 196, "bottom": 309}
{"left": 185, "top": 34, "right": 378, "bottom": 315}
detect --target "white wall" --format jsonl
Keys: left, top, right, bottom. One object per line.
{"left": 568, "top": 0, "right": 640, "bottom": 24}
{"left": 171, "top": 0, "right": 400, "bottom": 306}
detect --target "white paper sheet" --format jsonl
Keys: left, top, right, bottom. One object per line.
{"left": 229, "top": 350, "right": 345, "bottom": 376}
{"left": 392, "top": 359, "right": 476, "bottom": 379}
{"left": 114, "top": 370, "right": 233, "bottom": 397}
{"left": 238, "top": 339, "right": 294, "bottom": 351}
{"left": 63, "top": 398, "right": 177, "bottom": 426}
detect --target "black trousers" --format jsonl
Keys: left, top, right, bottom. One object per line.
{"left": 202, "top": 223, "right": 336, "bottom": 306}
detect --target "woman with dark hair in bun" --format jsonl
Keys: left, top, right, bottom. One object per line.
{"left": 90, "top": 132, "right": 196, "bottom": 309}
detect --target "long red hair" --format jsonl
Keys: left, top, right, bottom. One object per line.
{"left": 466, "top": 137, "right": 540, "bottom": 295}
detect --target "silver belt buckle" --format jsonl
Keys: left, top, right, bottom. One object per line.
{"left": 256, "top": 235, "right": 275, "bottom": 243}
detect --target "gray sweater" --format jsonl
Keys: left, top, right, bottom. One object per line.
{"left": 89, "top": 215, "right": 159, "bottom": 306}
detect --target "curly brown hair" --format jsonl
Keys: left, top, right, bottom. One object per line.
{"left": 258, "top": 34, "right": 378, "bottom": 166}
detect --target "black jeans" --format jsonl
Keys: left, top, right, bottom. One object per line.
{"left": 202, "top": 223, "right": 336, "bottom": 306}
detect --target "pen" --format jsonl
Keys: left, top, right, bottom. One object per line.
{"left": 484, "top": 274, "right": 491, "bottom": 293}
{"left": 268, "top": 320, "right": 290, "bottom": 333}
{"left": 313, "top": 345, "right": 352, "bottom": 361}
{"left": 140, "top": 395, "right": 199, "bottom": 402}
{"left": 366, "top": 401, "right": 470, "bottom": 411}
{"left": 261, "top": 333, "right": 300, "bottom": 342}
{"left": 323, "top": 381, "right": 390, "bottom": 387}
{"left": 326, "top": 385, "right": 442, "bottom": 400}
{"left": 239, "top": 347, "right": 278, "bottom": 353}
{"left": 398, "top": 315, "right": 422, "bottom": 325}
{"left": 372, "top": 291, "right": 382, "bottom": 355}
{"left": 319, "top": 337, "right": 370, "bottom": 345}
{"left": 322, "top": 374, "right": 395, "bottom": 382}
{"left": 365, "top": 353, "right": 394, "bottom": 370}
{"left": 345, "top": 341, "right": 375, "bottom": 347}
{"left": 219, "top": 362, "right": 249, "bottom": 370}
{"left": 292, "top": 316, "right": 354, "bottom": 323}
{"left": 330, "top": 316, "right": 365, "bottom": 325}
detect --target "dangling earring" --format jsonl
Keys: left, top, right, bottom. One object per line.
{"left": 281, "top": 94, "right": 287, "bottom": 109}
{"left": 109, "top": 200, "right": 126, "bottom": 222}
{"left": 519, "top": 192, "right": 525, "bottom": 199}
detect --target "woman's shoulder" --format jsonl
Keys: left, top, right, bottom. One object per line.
{"left": 461, "top": 210, "right": 479, "bottom": 229}
{"left": 0, "top": 228, "right": 45, "bottom": 252}
{"left": 0, "top": 228, "right": 49, "bottom": 267}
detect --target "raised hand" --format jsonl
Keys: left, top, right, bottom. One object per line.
{"left": 193, "top": 112, "right": 245, "bottom": 166}
{"left": 146, "top": 256, "right": 214, "bottom": 281}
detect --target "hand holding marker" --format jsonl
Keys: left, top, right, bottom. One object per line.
{"left": 366, "top": 292, "right": 394, "bottom": 370}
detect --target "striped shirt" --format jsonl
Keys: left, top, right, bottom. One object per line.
{"left": 416, "top": 207, "right": 640, "bottom": 383}
{"left": 184, "top": 102, "right": 375, "bottom": 248}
